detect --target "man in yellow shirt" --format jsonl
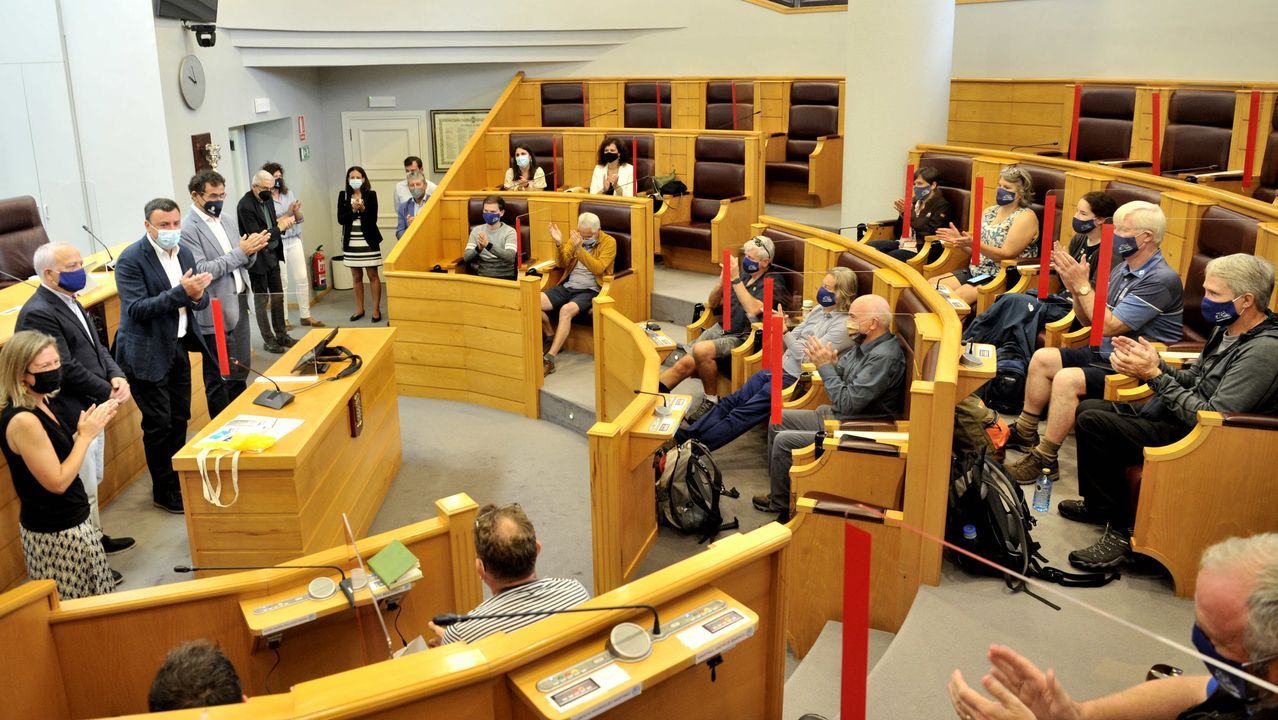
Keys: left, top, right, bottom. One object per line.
{"left": 541, "top": 212, "right": 615, "bottom": 375}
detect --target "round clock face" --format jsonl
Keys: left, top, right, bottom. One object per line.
{"left": 179, "top": 55, "right": 206, "bottom": 110}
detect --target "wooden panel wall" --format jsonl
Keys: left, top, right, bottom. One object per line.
{"left": 588, "top": 80, "right": 623, "bottom": 129}
{"left": 671, "top": 80, "right": 707, "bottom": 130}
{"left": 947, "top": 79, "right": 1074, "bottom": 150}
{"left": 0, "top": 582, "right": 70, "bottom": 719}
{"left": 755, "top": 80, "right": 790, "bottom": 136}
{"left": 1229, "top": 90, "right": 1278, "bottom": 175}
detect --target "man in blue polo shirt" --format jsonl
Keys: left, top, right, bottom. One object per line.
{"left": 1004, "top": 200, "right": 1183, "bottom": 485}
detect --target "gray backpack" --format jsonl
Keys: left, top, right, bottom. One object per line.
{"left": 654, "top": 440, "right": 739, "bottom": 543}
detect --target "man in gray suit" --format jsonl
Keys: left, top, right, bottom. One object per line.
{"left": 182, "top": 170, "right": 269, "bottom": 417}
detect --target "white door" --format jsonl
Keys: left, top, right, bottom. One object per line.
{"left": 341, "top": 111, "right": 427, "bottom": 254}
{"left": 225, "top": 126, "right": 251, "bottom": 200}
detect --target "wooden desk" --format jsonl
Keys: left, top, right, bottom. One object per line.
{"left": 172, "top": 328, "right": 401, "bottom": 573}
{"left": 641, "top": 323, "right": 677, "bottom": 361}
{"left": 956, "top": 342, "right": 997, "bottom": 399}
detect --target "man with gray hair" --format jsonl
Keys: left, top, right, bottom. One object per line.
{"left": 1066, "top": 253, "right": 1278, "bottom": 570}
{"left": 760, "top": 293, "right": 906, "bottom": 519}
{"left": 16, "top": 242, "right": 133, "bottom": 580}
{"left": 236, "top": 169, "right": 293, "bottom": 354}
{"left": 540, "top": 212, "right": 615, "bottom": 375}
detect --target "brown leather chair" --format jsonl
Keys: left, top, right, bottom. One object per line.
{"left": 509, "top": 133, "right": 563, "bottom": 190}
{"left": 836, "top": 288, "right": 927, "bottom": 432}
{"left": 1105, "top": 180, "right": 1161, "bottom": 208}
{"left": 456, "top": 197, "right": 531, "bottom": 276}
{"left": 1253, "top": 106, "right": 1278, "bottom": 203}
{"left": 1021, "top": 164, "right": 1066, "bottom": 250}
{"left": 624, "top": 82, "right": 671, "bottom": 129}
{"left": 1161, "top": 90, "right": 1235, "bottom": 176}
{"left": 706, "top": 81, "right": 754, "bottom": 131}
{"left": 766, "top": 82, "right": 840, "bottom": 186}
{"left": 1073, "top": 86, "right": 1136, "bottom": 163}
{"left": 1176, "top": 206, "right": 1259, "bottom": 348}
{"left": 761, "top": 228, "right": 805, "bottom": 311}
{"left": 835, "top": 251, "right": 875, "bottom": 301}
{"left": 540, "top": 83, "right": 585, "bottom": 127}
{"left": 569, "top": 201, "right": 632, "bottom": 326}
{"left": 615, "top": 134, "right": 655, "bottom": 195}
{"left": 919, "top": 152, "right": 971, "bottom": 233}
{"left": 0, "top": 196, "right": 48, "bottom": 289}
{"left": 659, "top": 137, "right": 747, "bottom": 254}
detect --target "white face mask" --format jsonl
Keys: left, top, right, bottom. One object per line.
{"left": 349, "top": 178, "right": 364, "bottom": 190}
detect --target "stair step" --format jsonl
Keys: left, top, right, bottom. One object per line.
{"left": 783, "top": 621, "right": 894, "bottom": 719}
{"left": 652, "top": 266, "right": 714, "bottom": 325}
{"left": 538, "top": 351, "right": 596, "bottom": 435}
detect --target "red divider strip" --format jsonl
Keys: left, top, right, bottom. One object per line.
{"left": 971, "top": 176, "right": 984, "bottom": 266}
{"left": 1038, "top": 194, "right": 1056, "bottom": 298}
{"left": 1069, "top": 84, "right": 1083, "bottom": 161}
{"left": 210, "top": 298, "right": 230, "bottom": 377}
{"left": 763, "top": 277, "right": 774, "bottom": 371}
{"left": 841, "top": 523, "right": 871, "bottom": 720}
{"left": 1090, "top": 224, "right": 1114, "bottom": 347}
{"left": 1244, "top": 90, "right": 1262, "bottom": 191}
{"left": 721, "top": 249, "right": 732, "bottom": 332}
{"left": 769, "top": 314, "right": 782, "bottom": 425}
{"left": 902, "top": 163, "right": 916, "bottom": 240}
{"left": 1151, "top": 91, "right": 1163, "bottom": 176}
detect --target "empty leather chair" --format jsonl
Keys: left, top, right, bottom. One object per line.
{"left": 509, "top": 133, "right": 563, "bottom": 190}
{"left": 1161, "top": 90, "right": 1235, "bottom": 176}
{"left": 1104, "top": 180, "right": 1161, "bottom": 208}
{"left": 624, "top": 82, "right": 672, "bottom": 129}
{"left": 706, "top": 81, "right": 754, "bottom": 131}
{"left": 761, "top": 227, "right": 804, "bottom": 311}
{"left": 540, "top": 83, "right": 586, "bottom": 127}
{"left": 457, "top": 197, "right": 531, "bottom": 274}
{"left": 766, "top": 82, "right": 840, "bottom": 186}
{"left": 659, "top": 137, "right": 747, "bottom": 259}
{"left": 1253, "top": 106, "right": 1278, "bottom": 203}
{"left": 1177, "top": 206, "right": 1259, "bottom": 348}
{"left": 0, "top": 196, "right": 48, "bottom": 289}
{"left": 1073, "top": 86, "right": 1136, "bottom": 162}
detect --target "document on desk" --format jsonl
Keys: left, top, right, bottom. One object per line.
{"left": 196, "top": 415, "right": 303, "bottom": 448}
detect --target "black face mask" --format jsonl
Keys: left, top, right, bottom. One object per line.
{"left": 29, "top": 368, "right": 61, "bottom": 395}
{"left": 273, "top": 178, "right": 283, "bottom": 190}
{"left": 258, "top": 189, "right": 273, "bottom": 202}
{"left": 602, "top": 152, "right": 619, "bottom": 164}
{"left": 203, "top": 200, "right": 224, "bottom": 218}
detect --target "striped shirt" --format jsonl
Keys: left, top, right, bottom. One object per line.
{"left": 442, "top": 577, "right": 591, "bottom": 645}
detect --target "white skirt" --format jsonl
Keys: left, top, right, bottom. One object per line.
{"left": 344, "top": 229, "right": 383, "bottom": 269}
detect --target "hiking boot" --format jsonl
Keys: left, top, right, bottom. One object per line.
{"left": 1068, "top": 525, "right": 1131, "bottom": 570}
{"left": 752, "top": 494, "right": 778, "bottom": 513}
{"left": 543, "top": 353, "right": 556, "bottom": 376}
{"left": 1004, "top": 449, "right": 1058, "bottom": 486}
{"left": 1006, "top": 426, "right": 1039, "bottom": 452}
{"left": 1058, "top": 499, "right": 1105, "bottom": 526}
{"left": 685, "top": 396, "right": 718, "bottom": 424}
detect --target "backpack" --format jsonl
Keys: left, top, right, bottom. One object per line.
{"left": 654, "top": 440, "right": 740, "bottom": 543}
{"left": 945, "top": 451, "right": 1119, "bottom": 590}
{"left": 953, "top": 396, "right": 1011, "bottom": 462}
{"left": 978, "top": 356, "right": 1027, "bottom": 415}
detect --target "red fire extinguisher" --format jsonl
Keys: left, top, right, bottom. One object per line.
{"left": 312, "top": 245, "right": 328, "bottom": 290}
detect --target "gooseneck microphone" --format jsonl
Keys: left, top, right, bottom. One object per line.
{"left": 174, "top": 563, "right": 355, "bottom": 608}
{"left": 708, "top": 109, "right": 764, "bottom": 131}
{"left": 433, "top": 603, "right": 663, "bottom": 637}
{"left": 583, "top": 108, "right": 618, "bottom": 124}
{"left": 1009, "top": 141, "right": 1060, "bottom": 152}
{"left": 0, "top": 268, "right": 41, "bottom": 289}
{"left": 80, "top": 225, "right": 117, "bottom": 270}
{"left": 633, "top": 389, "right": 671, "bottom": 416}
{"left": 229, "top": 357, "right": 294, "bottom": 410}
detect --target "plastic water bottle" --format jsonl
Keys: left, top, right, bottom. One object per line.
{"left": 962, "top": 524, "right": 978, "bottom": 544}
{"left": 1032, "top": 469, "right": 1052, "bottom": 512}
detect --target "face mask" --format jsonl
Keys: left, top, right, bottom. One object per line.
{"left": 581, "top": 235, "right": 597, "bottom": 249}
{"left": 155, "top": 228, "right": 182, "bottom": 250}
{"left": 847, "top": 321, "right": 866, "bottom": 345}
{"left": 741, "top": 255, "right": 760, "bottom": 275}
{"left": 258, "top": 189, "right": 273, "bottom": 202}
{"left": 203, "top": 200, "right": 224, "bottom": 218}
{"left": 816, "top": 287, "right": 837, "bottom": 308}
{"left": 912, "top": 186, "right": 932, "bottom": 203}
{"left": 1192, "top": 625, "right": 1261, "bottom": 703}
{"left": 482, "top": 211, "right": 501, "bottom": 225}
{"left": 516, "top": 155, "right": 531, "bottom": 168}
{"left": 410, "top": 186, "right": 425, "bottom": 201}
{"left": 57, "top": 267, "right": 87, "bottom": 293}
{"left": 995, "top": 188, "right": 1016, "bottom": 206}
{"left": 29, "top": 368, "right": 61, "bottom": 395}
{"left": 1201, "top": 295, "right": 1242, "bottom": 327}
{"left": 273, "top": 178, "right": 283, "bottom": 190}
{"left": 1113, "top": 232, "right": 1141, "bottom": 259}
{"left": 349, "top": 178, "right": 364, "bottom": 191}
{"left": 602, "top": 152, "right": 619, "bottom": 164}
{"left": 1072, "top": 217, "right": 1097, "bottom": 235}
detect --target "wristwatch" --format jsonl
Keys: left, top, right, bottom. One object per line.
{"left": 1076, "top": 284, "right": 1092, "bottom": 297}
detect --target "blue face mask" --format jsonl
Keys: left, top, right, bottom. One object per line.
{"left": 1201, "top": 295, "right": 1242, "bottom": 327}
{"left": 741, "top": 255, "right": 760, "bottom": 275}
{"left": 816, "top": 287, "right": 837, "bottom": 308}
{"left": 515, "top": 155, "right": 530, "bottom": 168}
{"left": 1072, "top": 217, "right": 1097, "bottom": 235}
{"left": 155, "top": 228, "right": 182, "bottom": 250}
{"left": 1113, "top": 232, "right": 1141, "bottom": 258}
{"left": 912, "top": 186, "right": 932, "bottom": 203}
{"left": 482, "top": 211, "right": 501, "bottom": 225}
{"left": 1192, "top": 624, "right": 1264, "bottom": 703}
{"left": 995, "top": 188, "right": 1016, "bottom": 206}
{"left": 57, "top": 267, "right": 87, "bottom": 293}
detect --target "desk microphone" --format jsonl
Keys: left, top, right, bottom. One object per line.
{"left": 633, "top": 389, "right": 671, "bottom": 416}
{"left": 583, "top": 108, "right": 618, "bottom": 124}
{"left": 0, "top": 268, "right": 41, "bottom": 289}
{"left": 80, "top": 225, "right": 117, "bottom": 270}
{"left": 433, "top": 603, "right": 663, "bottom": 637}
{"left": 1009, "top": 141, "right": 1060, "bottom": 152}
{"left": 229, "top": 357, "right": 294, "bottom": 410}
{"left": 174, "top": 563, "right": 355, "bottom": 608}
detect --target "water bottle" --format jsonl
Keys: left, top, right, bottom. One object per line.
{"left": 1032, "top": 469, "right": 1052, "bottom": 512}
{"left": 962, "top": 524, "right": 978, "bottom": 545}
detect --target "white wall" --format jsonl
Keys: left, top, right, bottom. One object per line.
{"left": 952, "top": 0, "right": 1278, "bottom": 81}
{"left": 153, "top": 19, "right": 336, "bottom": 259}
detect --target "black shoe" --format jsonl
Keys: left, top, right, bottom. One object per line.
{"left": 111, "top": 569, "right": 124, "bottom": 587}
{"left": 685, "top": 396, "right": 718, "bottom": 424}
{"left": 102, "top": 535, "right": 136, "bottom": 555}
{"left": 278, "top": 334, "right": 298, "bottom": 348}
{"left": 1068, "top": 525, "right": 1132, "bottom": 570}
{"left": 263, "top": 341, "right": 286, "bottom": 355}
{"left": 371, "top": 313, "right": 382, "bottom": 323}
{"left": 1058, "top": 499, "right": 1106, "bottom": 526}
{"left": 350, "top": 312, "right": 365, "bottom": 322}
{"left": 752, "top": 494, "right": 779, "bottom": 513}
{"left": 153, "top": 493, "right": 184, "bottom": 514}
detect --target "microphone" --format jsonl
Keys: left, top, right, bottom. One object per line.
{"left": 1179, "top": 165, "right": 1222, "bottom": 179}
{"left": 81, "top": 225, "right": 117, "bottom": 271}
{"left": 0, "top": 267, "right": 41, "bottom": 289}
{"left": 433, "top": 602, "right": 663, "bottom": 637}
{"left": 633, "top": 389, "right": 671, "bottom": 416}
{"left": 174, "top": 563, "right": 355, "bottom": 608}
{"left": 1009, "top": 141, "right": 1060, "bottom": 152}
{"left": 229, "top": 357, "right": 294, "bottom": 410}
{"left": 708, "top": 109, "right": 764, "bottom": 131}
{"left": 583, "top": 108, "right": 618, "bottom": 124}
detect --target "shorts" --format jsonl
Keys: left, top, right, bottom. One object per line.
{"left": 544, "top": 285, "right": 599, "bottom": 314}
{"left": 1059, "top": 346, "right": 1110, "bottom": 399}
{"left": 693, "top": 323, "right": 747, "bottom": 360}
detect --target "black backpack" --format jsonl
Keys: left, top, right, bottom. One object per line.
{"left": 654, "top": 440, "right": 740, "bottom": 543}
{"left": 945, "top": 451, "right": 1119, "bottom": 590}
{"left": 977, "top": 356, "right": 1027, "bottom": 415}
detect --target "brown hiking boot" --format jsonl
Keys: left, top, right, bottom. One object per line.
{"left": 1005, "top": 449, "right": 1058, "bottom": 486}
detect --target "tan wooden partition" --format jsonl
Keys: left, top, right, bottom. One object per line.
{"left": 0, "top": 494, "right": 481, "bottom": 719}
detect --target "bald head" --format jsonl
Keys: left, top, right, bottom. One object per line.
{"left": 849, "top": 294, "right": 891, "bottom": 342}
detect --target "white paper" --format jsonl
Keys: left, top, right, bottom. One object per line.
{"left": 196, "top": 414, "right": 304, "bottom": 449}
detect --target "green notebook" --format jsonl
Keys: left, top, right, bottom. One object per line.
{"left": 367, "top": 539, "right": 419, "bottom": 586}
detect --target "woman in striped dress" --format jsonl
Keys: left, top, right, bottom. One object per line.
{"left": 0, "top": 331, "right": 118, "bottom": 599}
{"left": 337, "top": 166, "right": 385, "bottom": 322}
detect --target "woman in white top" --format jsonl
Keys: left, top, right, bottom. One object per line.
{"left": 589, "top": 137, "right": 634, "bottom": 197}
{"left": 263, "top": 162, "right": 323, "bottom": 328}
{"left": 503, "top": 144, "right": 547, "bottom": 192}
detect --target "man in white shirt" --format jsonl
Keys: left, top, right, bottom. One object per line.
{"left": 393, "top": 156, "right": 437, "bottom": 209}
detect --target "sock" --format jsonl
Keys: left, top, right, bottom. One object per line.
{"left": 659, "top": 382, "right": 671, "bottom": 394}
{"left": 1015, "top": 411, "right": 1040, "bottom": 439}
{"left": 1035, "top": 437, "right": 1062, "bottom": 465}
